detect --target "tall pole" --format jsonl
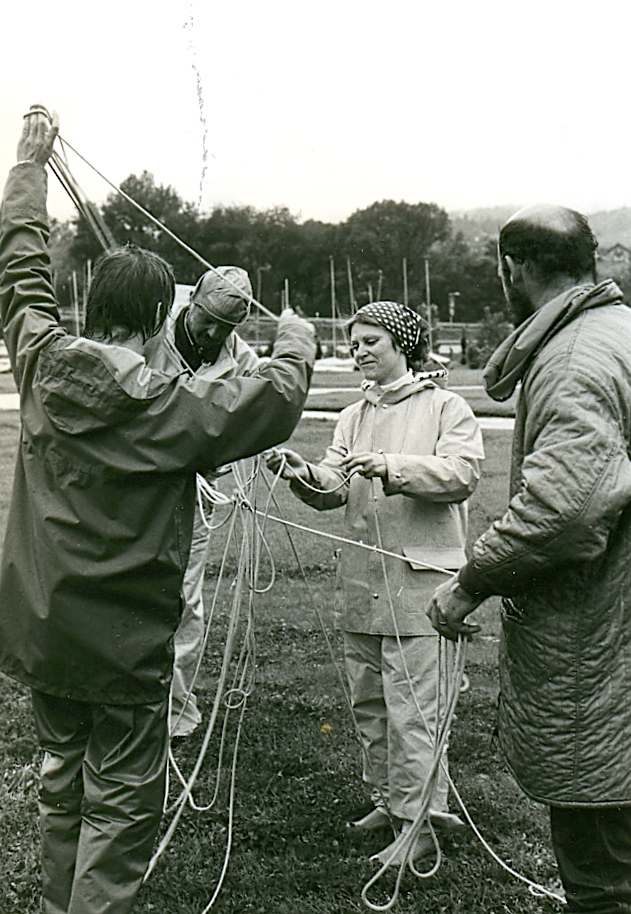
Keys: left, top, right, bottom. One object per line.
{"left": 377, "top": 269, "right": 384, "bottom": 300}
{"left": 256, "top": 267, "right": 263, "bottom": 350}
{"left": 424, "top": 256, "right": 433, "bottom": 354}
{"left": 71, "top": 271, "right": 80, "bottom": 335}
{"left": 402, "top": 257, "right": 409, "bottom": 308}
{"left": 284, "top": 278, "right": 290, "bottom": 310}
{"left": 346, "top": 256, "right": 356, "bottom": 313}
{"left": 330, "top": 257, "right": 337, "bottom": 355}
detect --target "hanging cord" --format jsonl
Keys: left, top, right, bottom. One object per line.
{"left": 52, "top": 135, "right": 279, "bottom": 320}
{"left": 361, "top": 641, "right": 467, "bottom": 912}
{"left": 49, "top": 146, "right": 116, "bottom": 252}
{"left": 261, "top": 462, "right": 566, "bottom": 909}
{"left": 146, "top": 460, "right": 267, "bottom": 913}
{"left": 359, "top": 479, "right": 458, "bottom": 909}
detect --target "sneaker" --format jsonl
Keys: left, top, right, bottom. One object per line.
{"left": 347, "top": 805, "right": 391, "bottom": 831}
{"left": 370, "top": 823, "right": 436, "bottom": 867}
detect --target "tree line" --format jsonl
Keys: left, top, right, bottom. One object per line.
{"left": 49, "top": 170, "right": 507, "bottom": 322}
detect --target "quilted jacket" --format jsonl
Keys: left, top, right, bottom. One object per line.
{"left": 459, "top": 281, "right": 631, "bottom": 805}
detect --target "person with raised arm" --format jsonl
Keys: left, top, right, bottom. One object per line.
{"left": 0, "top": 104, "right": 316, "bottom": 914}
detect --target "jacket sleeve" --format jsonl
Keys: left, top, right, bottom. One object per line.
{"left": 459, "top": 365, "right": 631, "bottom": 598}
{"left": 288, "top": 416, "right": 352, "bottom": 511}
{"left": 137, "top": 312, "right": 316, "bottom": 473}
{"left": 0, "top": 163, "right": 65, "bottom": 391}
{"left": 382, "top": 394, "right": 484, "bottom": 502}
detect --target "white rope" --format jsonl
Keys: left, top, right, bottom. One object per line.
{"left": 260, "top": 463, "right": 566, "bottom": 909}
{"left": 51, "top": 134, "right": 280, "bottom": 320}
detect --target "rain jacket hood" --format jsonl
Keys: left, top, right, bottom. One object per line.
{"left": 484, "top": 279, "right": 624, "bottom": 401}
{"left": 0, "top": 162, "right": 316, "bottom": 705}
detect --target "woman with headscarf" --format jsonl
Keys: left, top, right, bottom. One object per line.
{"left": 266, "top": 301, "right": 484, "bottom": 865}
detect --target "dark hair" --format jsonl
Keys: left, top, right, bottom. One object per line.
{"left": 84, "top": 244, "right": 175, "bottom": 342}
{"left": 499, "top": 209, "right": 598, "bottom": 283}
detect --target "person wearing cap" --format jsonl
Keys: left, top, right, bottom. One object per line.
{"left": 266, "top": 301, "right": 484, "bottom": 866}
{"left": 150, "top": 266, "right": 261, "bottom": 737}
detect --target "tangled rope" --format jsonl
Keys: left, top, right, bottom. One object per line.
{"left": 160, "top": 460, "right": 565, "bottom": 911}
{"left": 46, "top": 138, "right": 565, "bottom": 911}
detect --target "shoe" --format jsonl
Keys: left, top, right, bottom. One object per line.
{"left": 370, "top": 823, "right": 436, "bottom": 867}
{"left": 170, "top": 718, "right": 200, "bottom": 739}
{"left": 347, "top": 805, "right": 391, "bottom": 831}
{"left": 429, "top": 810, "right": 467, "bottom": 831}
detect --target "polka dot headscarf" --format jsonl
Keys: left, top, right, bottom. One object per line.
{"left": 352, "top": 301, "right": 425, "bottom": 357}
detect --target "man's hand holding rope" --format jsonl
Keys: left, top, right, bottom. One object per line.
{"left": 427, "top": 576, "right": 483, "bottom": 641}
{"left": 18, "top": 104, "right": 59, "bottom": 167}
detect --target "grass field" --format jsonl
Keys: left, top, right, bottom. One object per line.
{"left": 0, "top": 370, "right": 564, "bottom": 914}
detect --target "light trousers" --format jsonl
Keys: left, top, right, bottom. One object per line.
{"left": 31, "top": 689, "right": 168, "bottom": 914}
{"left": 343, "top": 631, "right": 449, "bottom": 823}
{"left": 170, "top": 505, "right": 211, "bottom": 736}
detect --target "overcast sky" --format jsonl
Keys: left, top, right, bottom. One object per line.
{"left": 2, "top": 0, "right": 630, "bottom": 225}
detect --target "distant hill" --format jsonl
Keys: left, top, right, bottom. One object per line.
{"left": 450, "top": 204, "right": 631, "bottom": 251}
{"left": 449, "top": 206, "right": 521, "bottom": 244}
{"left": 586, "top": 209, "right": 631, "bottom": 250}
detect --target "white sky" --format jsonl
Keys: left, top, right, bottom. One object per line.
{"left": 1, "top": 0, "right": 630, "bottom": 225}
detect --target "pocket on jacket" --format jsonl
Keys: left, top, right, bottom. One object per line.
{"left": 401, "top": 546, "right": 467, "bottom": 574}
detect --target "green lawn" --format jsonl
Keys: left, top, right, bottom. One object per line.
{"left": 0, "top": 395, "right": 563, "bottom": 914}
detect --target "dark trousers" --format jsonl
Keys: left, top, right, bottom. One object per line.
{"left": 550, "top": 805, "right": 631, "bottom": 913}
{"left": 31, "top": 689, "right": 169, "bottom": 914}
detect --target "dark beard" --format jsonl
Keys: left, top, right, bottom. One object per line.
{"left": 506, "top": 284, "right": 536, "bottom": 326}
{"left": 499, "top": 259, "right": 535, "bottom": 326}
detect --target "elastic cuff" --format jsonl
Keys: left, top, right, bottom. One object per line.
{"left": 457, "top": 566, "right": 491, "bottom": 600}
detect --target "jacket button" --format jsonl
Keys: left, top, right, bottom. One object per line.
{"left": 373, "top": 593, "right": 379, "bottom": 599}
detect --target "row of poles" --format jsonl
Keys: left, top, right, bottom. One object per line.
{"left": 66, "top": 255, "right": 435, "bottom": 354}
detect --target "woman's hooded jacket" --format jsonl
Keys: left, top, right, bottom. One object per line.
{"left": 292, "top": 377, "right": 484, "bottom": 636}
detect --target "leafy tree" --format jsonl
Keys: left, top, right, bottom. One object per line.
{"left": 340, "top": 200, "right": 450, "bottom": 305}
{"left": 71, "top": 171, "right": 202, "bottom": 282}
{"left": 465, "top": 306, "right": 513, "bottom": 368}
{"left": 428, "top": 235, "right": 505, "bottom": 322}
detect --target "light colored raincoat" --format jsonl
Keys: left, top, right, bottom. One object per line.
{"left": 293, "top": 377, "right": 484, "bottom": 634}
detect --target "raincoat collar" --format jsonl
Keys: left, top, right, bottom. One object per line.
{"left": 484, "top": 279, "right": 624, "bottom": 401}
{"left": 362, "top": 367, "right": 447, "bottom": 406}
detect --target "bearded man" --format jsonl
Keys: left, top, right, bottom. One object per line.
{"left": 428, "top": 204, "right": 631, "bottom": 914}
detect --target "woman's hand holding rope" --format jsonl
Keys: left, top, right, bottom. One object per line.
{"left": 341, "top": 450, "right": 387, "bottom": 480}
